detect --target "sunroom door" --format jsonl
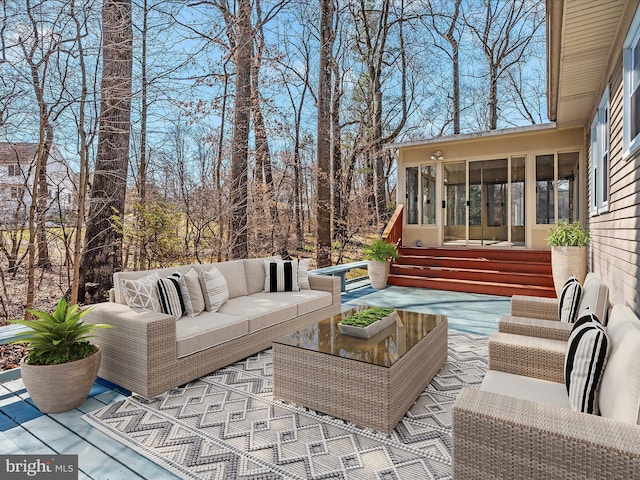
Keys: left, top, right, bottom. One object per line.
{"left": 468, "top": 159, "right": 508, "bottom": 246}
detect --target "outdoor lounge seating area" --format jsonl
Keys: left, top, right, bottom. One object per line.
{"left": 453, "top": 274, "right": 640, "bottom": 479}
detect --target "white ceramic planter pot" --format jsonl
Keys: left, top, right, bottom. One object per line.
{"left": 368, "top": 260, "right": 390, "bottom": 289}
{"left": 20, "top": 346, "right": 101, "bottom": 413}
{"left": 551, "top": 246, "right": 587, "bottom": 296}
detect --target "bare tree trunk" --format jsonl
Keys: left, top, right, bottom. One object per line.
{"left": 230, "top": 0, "right": 252, "bottom": 259}
{"left": 79, "top": 0, "right": 133, "bottom": 303}
{"left": 36, "top": 132, "right": 51, "bottom": 268}
{"left": 316, "top": 0, "right": 335, "bottom": 268}
{"left": 331, "top": 52, "right": 345, "bottom": 242}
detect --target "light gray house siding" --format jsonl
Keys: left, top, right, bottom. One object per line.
{"left": 587, "top": 26, "right": 640, "bottom": 313}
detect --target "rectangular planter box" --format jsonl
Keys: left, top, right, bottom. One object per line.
{"left": 338, "top": 310, "right": 397, "bottom": 338}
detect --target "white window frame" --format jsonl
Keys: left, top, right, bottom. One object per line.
{"left": 623, "top": 6, "right": 640, "bottom": 157}
{"left": 591, "top": 87, "right": 610, "bottom": 215}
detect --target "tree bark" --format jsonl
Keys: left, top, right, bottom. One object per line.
{"left": 230, "top": 0, "right": 252, "bottom": 259}
{"left": 316, "top": 0, "right": 334, "bottom": 267}
{"left": 79, "top": 0, "right": 133, "bottom": 303}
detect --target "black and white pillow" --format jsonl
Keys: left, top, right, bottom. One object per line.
{"left": 564, "top": 312, "right": 610, "bottom": 414}
{"left": 157, "top": 276, "right": 185, "bottom": 320}
{"left": 169, "top": 271, "right": 195, "bottom": 317}
{"left": 558, "top": 275, "right": 582, "bottom": 323}
{"left": 264, "top": 259, "right": 299, "bottom": 292}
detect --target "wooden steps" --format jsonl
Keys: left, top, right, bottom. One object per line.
{"left": 388, "top": 247, "right": 556, "bottom": 298}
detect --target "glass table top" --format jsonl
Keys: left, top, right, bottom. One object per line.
{"left": 273, "top": 307, "right": 447, "bottom": 367}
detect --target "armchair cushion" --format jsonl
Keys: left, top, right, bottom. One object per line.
{"left": 564, "top": 313, "right": 610, "bottom": 414}
{"left": 481, "top": 370, "right": 570, "bottom": 409}
{"left": 558, "top": 276, "right": 582, "bottom": 322}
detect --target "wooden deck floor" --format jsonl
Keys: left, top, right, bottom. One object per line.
{"left": 0, "top": 284, "right": 508, "bottom": 479}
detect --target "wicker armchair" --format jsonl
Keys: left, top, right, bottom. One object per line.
{"left": 453, "top": 304, "right": 640, "bottom": 479}
{"left": 500, "top": 273, "right": 608, "bottom": 342}
{"left": 453, "top": 388, "right": 640, "bottom": 480}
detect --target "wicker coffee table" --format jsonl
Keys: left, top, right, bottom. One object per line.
{"left": 272, "top": 308, "right": 448, "bottom": 433}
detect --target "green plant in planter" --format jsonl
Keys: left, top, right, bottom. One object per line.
{"left": 341, "top": 307, "right": 395, "bottom": 327}
{"left": 546, "top": 220, "right": 590, "bottom": 247}
{"left": 10, "top": 299, "right": 112, "bottom": 365}
{"left": 364, "top": 239, "right": 399, "bottom": 262}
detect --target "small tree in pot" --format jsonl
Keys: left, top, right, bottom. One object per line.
{"left": 546, "top": 220, "right": 590, "bottom": 296}
{"left": 10, "top": 299, "right": 112, "bottom": 413}
{"left": 364, "top": 239, "right": 399, "bottom": 289}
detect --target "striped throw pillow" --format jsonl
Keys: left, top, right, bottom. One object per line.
{"left": 200, "top": 267, "right": 229, "bottom": 312}
{"left": 169, "top": 271, "right": 195, "bottom": 317}
{"left": 558, "top": 276, "right": 582, "bottom": 323}
{"left": 157, "top": 276, "right": 185, "bottom": 320}
{"left": 564, "top": 312, "right": 610, "bottom": 414}
{"left": 264, "top": 260, "right": 299, "bottom": 292}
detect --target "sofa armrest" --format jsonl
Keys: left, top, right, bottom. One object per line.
{"left": 489, "top": 332, "right": 565, "bottom": 383}
{"left": 84, "top": 302, "right": 177, "bottom": 397}
{"left": 511, "top": 295, "right": 559, "bottom": 321}
{"left": 453, "top": 388, "right": 640, "bottom": 480}
{"left": 499, "top": 315, "right": 572, "bottom": 342}
{"left": 308, "top": 274, "right": 341, "bottom": 306}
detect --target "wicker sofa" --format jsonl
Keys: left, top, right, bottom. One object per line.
{"left": 453, "top": 303, "right": 640, "bottom": 479}
{"left": 84, "top": 258, "right": 341, "bottom": 398}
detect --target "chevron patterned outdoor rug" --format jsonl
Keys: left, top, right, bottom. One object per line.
{"left": 83, "top": 331, "right": 488, "bottom": 479}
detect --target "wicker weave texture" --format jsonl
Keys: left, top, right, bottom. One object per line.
{"left": 488, "top": 332, "right": 565, "bottom": 383}
{"left": 85, "top": 274, "right": 341, "bottom": 398}
{"left": 453, "top": 388, "right": 640, "bottom": 480}
{"left": 499, "top": 315, "right": 572, "bottom": 342}
{"left": 273, "top": 318, "right": 448, "bottom": 433}
{"left": 511, "top": 295, "right": 559, "bottom": 320}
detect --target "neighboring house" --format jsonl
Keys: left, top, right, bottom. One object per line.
{"left": 391, "top": 0, "right": 640, "bottom": 313}
{"left": 0, "top": 142, "right": 75, "bottom": 225}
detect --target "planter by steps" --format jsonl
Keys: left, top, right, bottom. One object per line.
{"left": 20, "top": 346, "right": 101, "bottom": 413}
{"left": 551, "top": 246, "right": 587, "bottom": 296}
{"left": 368, "top": 259, "right": 391, "bottom": 289}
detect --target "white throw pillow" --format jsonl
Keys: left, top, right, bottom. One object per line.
{"left": 184, "top": 268, "right": 205, "bottom": 316}
{"left": 297, "top": 258, "right": 311, "bottom": 290}
{"left": 200, "top": 267, "right": 229, "bottom": 312}
{"left": 564, "top": 312, "right": 610, "bottom": 414}
{"left": 121, "top": 273, "right": 161, "bottom": 312}
{"left": 169, "top": 271, "right": 193, "bottom": 317}
{"left": 264, "top": 259, "right": 300, "bottom": 292}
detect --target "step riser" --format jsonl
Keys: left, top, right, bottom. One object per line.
{"left": 395, "top": 257, "right": 552, "bottom": 274}
{"left": 387, "top": 275, "right": 556, "bottom": 298}
{"left": 398, "top": 247, "right": 551, "bottom": 263}
{"left": 390, "top": 265, "right": 554, "bottom": 287}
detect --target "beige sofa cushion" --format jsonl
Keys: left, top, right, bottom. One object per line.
{"left": 219, "top": 296, "right": 297, "bottom": 333}
{"left": 251, "top": 290, "right": 332, "bottom": 316}
{"left": 175, "top": 312, "right": 248, "bottom": 358}
{"left": 577, "top": 279, "right": 609, "bottom": 324}
{"left": 481, "top": 370, "right": 570, "bottom": 410}
{"left": 599, "top": 304, "right": 640, "bottom": 425}
{"left": 244, "top": 256, "right": 279, "bottom": 294}
{"left": 191, "top": 261, "right": 248, "bottom": 299}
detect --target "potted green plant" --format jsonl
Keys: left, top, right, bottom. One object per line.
{"left": 364, "top": 239, "right": 399, "bottom": 289}
{"left": 10, "top": 299, "right": 112, "bottom": 413}
{"left": 546, "top": 220, "right": 590, "bottom": 296}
